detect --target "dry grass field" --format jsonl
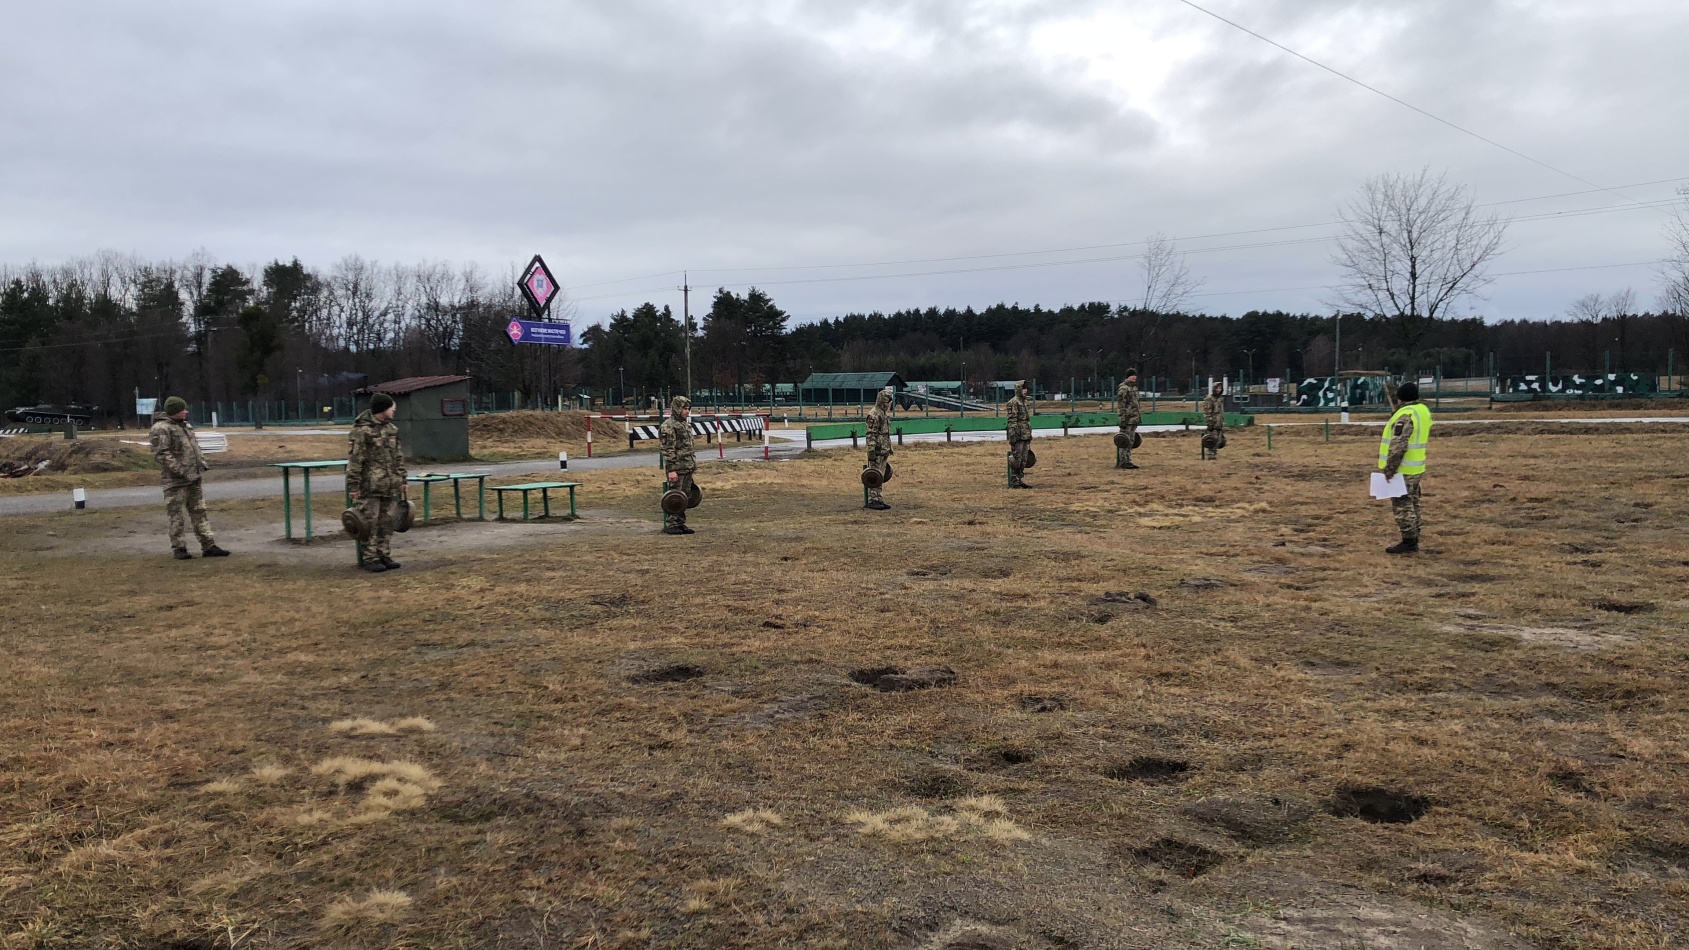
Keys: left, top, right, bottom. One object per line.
{"left": 1, "top": 423, "right": 1687, "bottom": 949}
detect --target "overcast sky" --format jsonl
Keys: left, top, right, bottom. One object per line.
{"left": 3, "top": 0, "right": 1685, "bottom": 328}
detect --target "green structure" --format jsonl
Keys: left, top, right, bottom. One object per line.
{"left": 799, "top": 372, "right": 905, "bottom": 405}
{"left": 356, "top": 375, "right": 472, "bottom": 461}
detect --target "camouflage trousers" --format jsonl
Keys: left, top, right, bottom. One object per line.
{"left": 164, "top": 483, "right": 216, "bottom": 552}
{"left": 866, "top": 450, "right": 888, "bottom": 504}
{"left": 1390, "top": 474, "right": 1423, "bottom": 541}
{"left": 665, "top": 473, "right": 694, "bottom": 529}
{"left": 1008, "top": 439, "right": 1031, "bottom": 486}
{"left": 358, "top": 494, "right": 396, "bottom": 558}
{"left": 1117, "top": 424, "right": 1137, "bottom": 466}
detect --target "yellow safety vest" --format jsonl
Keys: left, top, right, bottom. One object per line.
{"left": 1378, "top": 402, "right": 1432, "bottom": 475}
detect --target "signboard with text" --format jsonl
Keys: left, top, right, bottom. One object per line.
{"left": 505, "top": 318, "right": 572, "bottom": 347}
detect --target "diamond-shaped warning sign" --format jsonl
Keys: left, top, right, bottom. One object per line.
{"left": 518, "top": 254, "right": 560, "bottom": 316}
{"left": 506, "top": 320, "right": 524, "bottom": 343}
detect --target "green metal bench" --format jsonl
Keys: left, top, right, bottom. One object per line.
{"left": 492, "top": 481, "right": 580, "bottom": 521}
{"left": 271, "top": 460, "right": 350, "bottom": 541}
{"left": 406, "top": 472, "right": 490, "bottom": 521}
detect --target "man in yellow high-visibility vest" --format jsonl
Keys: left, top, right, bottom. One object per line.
{"left": 1378, "top": 381, "right": 1432, "bottom": 554}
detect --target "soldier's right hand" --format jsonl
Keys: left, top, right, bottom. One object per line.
{"left": 667, "top": 471, "right": 678, "bottom": 483}
{"left": 349, "top": 490, "right": 361, "bottom": 500}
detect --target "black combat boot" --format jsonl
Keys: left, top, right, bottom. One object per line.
{"left": 362, "top": 560, "right": 388, "bottom": 572}
{"left": 663, "top": 524, "right": 687, "bottom": 535}
{"left": 680, "top": 525, "right": 695, "bottom": 534}
{"left": 202, "top": 545, "right": 230, "bottom": 557}
{"left": 379, "top": 556, "right": 401, "bottom": 570}
{"left": 172, "top": 548, "right": 193, "bottom": 560}
{"left": 1385, "top": 536, "right": 1419, "bottom": 554}
{"left": 868, "top": 499, "right": 891, "bottom": 510}
{"left": 1121, "top": 462, "right": 1140, "bottom": 470}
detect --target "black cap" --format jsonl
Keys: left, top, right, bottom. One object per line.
{"left": 370, "top": 392, "right": 395, "bottom": 413}
{"left": 1396, "top": 382, "right": 1419, "bottom": 402}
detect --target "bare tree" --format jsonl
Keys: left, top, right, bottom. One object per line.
{"left": 1331, "top": 168, "right": 1508, "bottom": 352}
{"left": 1139, "top": 233, "right": 1203, "bottom": 314}
{"left": 1662, "top": 185, "right": 1689, "bottom": 316}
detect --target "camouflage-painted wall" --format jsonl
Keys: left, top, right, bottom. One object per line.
{"left": 1295, "top": 376, "right": 1394, "bottom": 408}
{"left": 1497, "top": 373, "right": 1654, "bottom": 396}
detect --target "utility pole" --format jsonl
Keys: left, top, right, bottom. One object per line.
{"left": 681, "top": 271, "right": 692, "bottom": 397}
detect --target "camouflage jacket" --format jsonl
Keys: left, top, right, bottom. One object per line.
{"left": 1116, "top": 382, "right": 1141, "bottom": 427}
{"left": 149, "top": 414, "right": 207, "bottom": 489}
{"left": 660, "top": 414, "right": 696, "bottom": 474}
{"left": 865, "top": 404, "right": 893, "bottom": 454}
{"left": 347, "top": 410, "right": 406, "bottom": 496}
{"left": 1200, "top": 395, "right": 1225, "bottom": 430}
{"left": 1005, "top": 395, "right": 1032, "bottom": 442}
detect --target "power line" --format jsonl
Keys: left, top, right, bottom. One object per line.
{"left": 1170, "top": 0, "right": 1664, "bottom": 214}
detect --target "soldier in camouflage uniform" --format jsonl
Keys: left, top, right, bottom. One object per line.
{"left": 347, "top": 392, "right": 407, "bottom": 571}
{"left": 149, "top": 396, "right": 229, "bottom": 560}
{"left": 864, "top": 387, "right": 894, "bottom": 509}
{"left": 661, "top": 395, "right": 697, "bottom": 534}
{"left": 1005, "top": 380, "right": 1033, "bottom": 488}
{"left": 1199, "top": 382, "right": 1226, "bottom": 460}
{"left": 1115, "top": 369, "right": 1141, "bottom": 469}
{"left": 1379, "top": 381, "right": 1432, "bottom": 554}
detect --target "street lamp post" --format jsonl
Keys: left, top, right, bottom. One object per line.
{"left": 618, "top": 367, "right": 625, "bottom": 414}
{"left": 1242, "top": 349, "right": 1255, "bottom": 390}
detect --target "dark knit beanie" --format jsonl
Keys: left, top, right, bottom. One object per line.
{"left": 164, "top": 396, "right": 188, "bottom": 415}
{"left": 1397, "top": 382, "right": 1419, "bottom": 402}
{"left": 1124, "top": 367, "right": 1138, "bottom": 378}
{"left": 370, "top": 392, "right": 395, "bottom": 413}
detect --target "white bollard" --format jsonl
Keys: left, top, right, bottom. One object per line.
{"left": 72, "top": 487, "right": 86, "bottom": 510}
{"left": 559, "top": 451, "right": 568, "bottom": 470}
{"left": 210, "top": 411, "right": 218, "bottom": 428}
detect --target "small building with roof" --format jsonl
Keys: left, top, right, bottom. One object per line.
{"left": 355, "top": 375, "right": 473, "bottom": 461}
{"left": 799, "top": 372, "right": 905, "bottom": 406}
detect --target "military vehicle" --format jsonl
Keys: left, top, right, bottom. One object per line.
{"left": 5, "top": 404, "right": 99, "bottom": 426}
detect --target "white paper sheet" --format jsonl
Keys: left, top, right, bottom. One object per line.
{"left": 1370, "top": 472, "right": 1408, "bottom": 499}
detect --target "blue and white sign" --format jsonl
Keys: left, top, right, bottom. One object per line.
{"left": 505, "top": 318, "right": 572, "bottom": 347}
{"left": 136, "top": 397, "right": 157, "bottom": 416}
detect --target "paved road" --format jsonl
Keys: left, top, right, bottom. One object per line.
{"left": 0, "top": 439, "right": 807, "bottom": 517}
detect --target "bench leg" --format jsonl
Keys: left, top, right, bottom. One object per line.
{"left": 303, "top": 471, "right": 313, "bottom": 540}
{"left": 522, "top": 491, "right": 530, "bottom": 521}
{"left": 497, "top": 492, "right": 505, "bottom": 520}
{"left": 569, "top": 486, "right": 577, "bottom": 518}
{"left": 452, "top": 481, "right": 462, "bottom": 520}
{"left": 477, "top": 479, "right": 485, "bottom": 520}
{"left": 421, "top": 482, "right": 431, "bottom": 522}
{"left": 543, "top": 489, "right": 551, "bottom": 519}
{"left": 282, "top": 469, "right": 292, "bottom": 540}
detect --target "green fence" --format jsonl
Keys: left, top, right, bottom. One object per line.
{"left": 805, "top": 411, "right": 1253, "bottom": 444}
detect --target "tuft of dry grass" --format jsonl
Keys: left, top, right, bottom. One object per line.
{"left": 199, "top": 779, "right": 242, "bottom": 794}
{"left": 391, "top": 716, "right": 437, "bottom": 732}
{"left": 310, "top": 757, "right": 440, "bottom": 790}
{"left": 721, "top": 807, "right": 785, "bottom": 833}
{"left": 328, "top": 717, "right": 398, "bottom": 736}
{"left": 249, "top": 764, "right": 289, "bottom": 784}
{"left": 321, "top": 888, "right": 412, "bottom": 929}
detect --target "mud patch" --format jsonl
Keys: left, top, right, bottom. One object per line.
{"left": 1103, "top": 756, "right": 1192, "bottom": 783}
{"left": 849, "top": 665, "right": 957, "bottom": 692}
{"left": 1330, "top": 785, "right": 1430, "bottom": 824}
{"left": 1438, "top": 621, "right": 1636, "bottom": 652}
{"left": 1089, "top": 591, "right": 1157, "bottom": 609}
{"left": 723, "top": 694, "right": 828, "bottom": 730}
{"left": 1127, "top": 837, "right": 1226, "bottom": 878}
{"left": 1016, "top": 694, "right": 1067, "bottom": 713}
{"left": 906, "top": 765, "right": 973, "bottom": 799}
{"left": 1238, "top": 886, "right": 1531, "bottom": 949}
{"left": 971, "top": 745, "right": 1037, "bottom": 770}
{"left": 1181, "top": 794, "right": 1313, "bottom": 846}
{"left": 1591, "top": 599, "right": 1653, "bottom": 614}
{"left": 1240, "top": 564, "right": 1298, "bottom": 577}
{"left": 628, "top": 663, "right": 705, "bottom": 685}
{"left": 1178, "top": 577, "right": 1228, "bottom": 590}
